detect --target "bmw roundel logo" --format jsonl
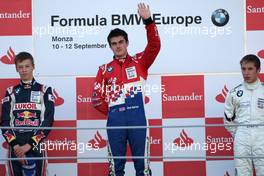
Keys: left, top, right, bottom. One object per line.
{"left": 107, "top": 66, "right": 113, "bottom": 72}
{"left": 211, "top": 9, "right": 229, "bottom": 27}
{"left": 237, "top": 90, "right": 243, "bottom": 97}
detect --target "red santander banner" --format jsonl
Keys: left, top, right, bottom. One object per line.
{"left": 0, "top": 0, "right": 32, "bottom": 36}
{"left": 164, "top": 161, "right": 206, "bottom": 175}
{"left": 246, "top": 0, "right": 264, "bottom": 30}
{"left": 46, "top": 120, "right": 77, "bottom": 163}
{"left": 205, "top": 118, "right": 233, "bottom": 160}
{"left": 76, "top": 77, "right": 107, "bottom": 120}
{"left": 162, "top": 75, "right": 204, "bottom": 118}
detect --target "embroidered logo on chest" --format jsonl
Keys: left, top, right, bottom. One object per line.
{"left": 236, "top": 90, "right": 243, "bottom": 97}
{"left": 257, "top": 98, "right": 264, "bottom": 109}
{"left": 30, "top": 91, "right": 41, "bottom": 103}
{"left": 125, "top": 66, "right": 137, "bottom": 80}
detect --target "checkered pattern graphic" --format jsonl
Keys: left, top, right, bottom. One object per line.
{"left": 109, "top": 84, "right": 141, "bottom": 103}
{"left": 110, "top": 89, "right": 123, "bottom": 102}
{"left": 0, "top": 0, "right": 263, "bottom": 175}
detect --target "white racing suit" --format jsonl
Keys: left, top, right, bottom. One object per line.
{"left": 224, "top": 79, "right": 264, "bottom": 176}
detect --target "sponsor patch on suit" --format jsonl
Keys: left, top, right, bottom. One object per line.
{"left": 30, "top": 91, "right": 41, "bottom": 103}
{"left": 125, "top": 66, "right": 137, "bottom": 79}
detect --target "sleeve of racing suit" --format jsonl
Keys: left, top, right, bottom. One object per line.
{"left": 92, "top": 66, "right": 108, "bottom": 116}
{"left": 139, "top": 17, "right": 161, "bottom": 70}
{"left": 1, "top": 90, "right": 19, "bottom": 147}
{"left": 28, "top": 87, "right": 55, "bottom": 147}
{"left": 224, "top": 91, "right": 237, "bottom": 137}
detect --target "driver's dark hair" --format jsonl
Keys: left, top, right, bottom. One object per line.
{"left": 240, "top": 54, "right": 260, "bottom": 70}
{"left": 107, "top": 28, "right": 128, "bottom": 46}
{"left": 15, "top": 52, "right": 34, "bottom": 66}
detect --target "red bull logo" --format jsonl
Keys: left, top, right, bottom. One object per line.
{"left": 15, "top": 111, "right": 39, "bottom": 126}
{"left": 17, "top": 111, "right": 37, "bottom": 119}
{"left": 32, "top": 132, "right": 45, "bottom": 145}
{"left": 3, "top": 131, "right": 15, "bottom": 143}
{"left": 174, "top": 129, "right": 194, "bottom": 147}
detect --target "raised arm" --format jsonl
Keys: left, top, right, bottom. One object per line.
{"left": 137, "top": 3, "right": 161, "bottom": 70}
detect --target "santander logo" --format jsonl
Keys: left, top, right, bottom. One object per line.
{"left": 215, "top": 85, "right": 229, "bottom": 103}
{"left": 53, "top": 89, "right": 64, "bottom": 106}
{"left": 0, "top": 47, "right": 15, "bottom": 64}
{"left": 88, "top": 131, "right": 107, "bottom": 149}
{"left": 144, "top": 96, "right": 150, "bottom": 104}
{"left": 174, "top": 129, "right": 193, "bottom": 147}
{"left": 258, "top": 50, "right": 264, "bottom": 59}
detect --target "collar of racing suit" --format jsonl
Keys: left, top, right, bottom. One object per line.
{"left": 113, "top": 54, "right": 131, "bottom": 65}
{"left": 20, "top": 78, "right": 36, "bottom": 89}
{"left": 244, "top": 78, "right": 261, "bottom": 90}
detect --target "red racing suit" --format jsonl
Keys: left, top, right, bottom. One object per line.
{"left": 92, "top": 19, "right": 160, "bottom": 176}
